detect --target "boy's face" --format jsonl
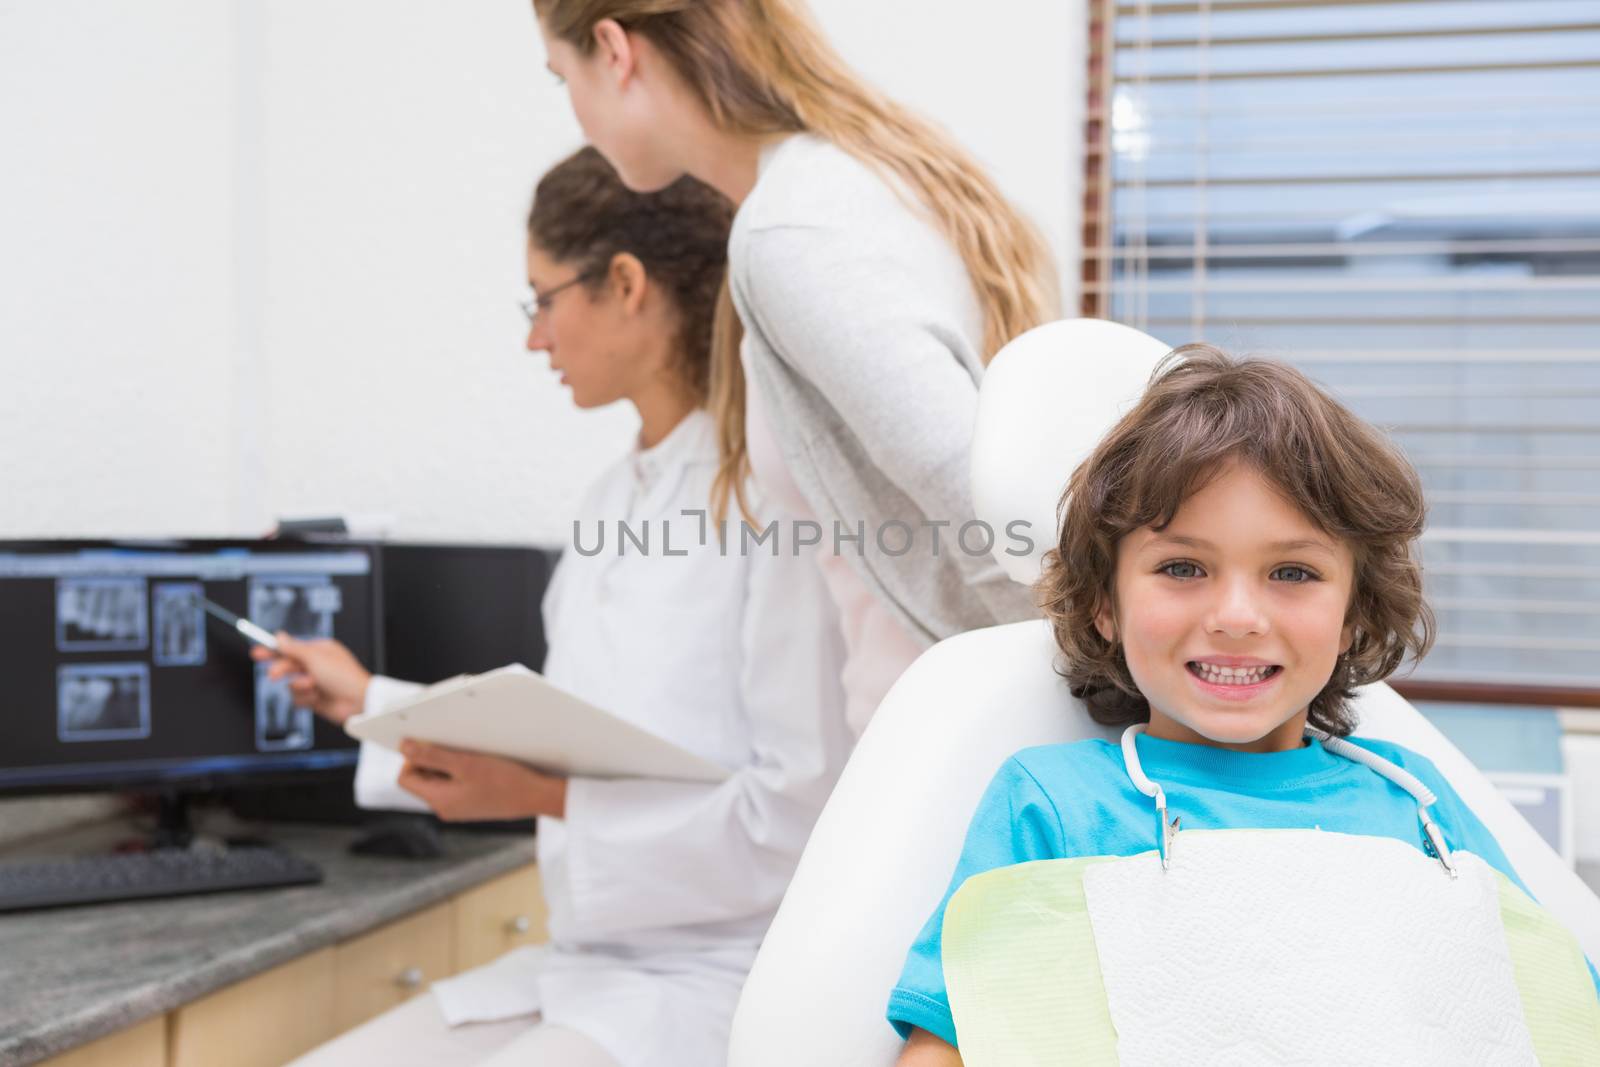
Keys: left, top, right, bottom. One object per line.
{"left": 1097, "top": 461, "right": 1356, "bottom": 753}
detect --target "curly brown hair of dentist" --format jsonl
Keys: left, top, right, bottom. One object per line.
{"left": 1037, "top": 344, "right": 1436, "bottom": 736}
{"left": 528, "top": 146, "right": 734, "bottom": 407}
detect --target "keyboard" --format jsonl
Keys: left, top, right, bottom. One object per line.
{"left": 0, "top": 845, "right": 324, "bottom": 913}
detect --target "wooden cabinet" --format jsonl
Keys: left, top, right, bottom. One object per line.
{"left": 168, "top": 949, "right": 336, "bottom": 1067}
{"left": 451, "top": 863, "right": 548, "bottom": 973}
{"left": 39, "top": 862, "right": 545, "bottom": 1067}
{"left": 37, "top": 1017, "right": 164, "bottom": 1067}
{"left": 332, "top": 901, "right": 454, "bottom": 1033}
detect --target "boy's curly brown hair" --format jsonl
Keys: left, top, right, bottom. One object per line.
{"left": 1037, "top": 344, "right": 1435, "bottom": 736}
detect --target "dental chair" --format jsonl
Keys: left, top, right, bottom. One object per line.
{"left": 727, "top": 318, "right": 1600, "bottom": 1066}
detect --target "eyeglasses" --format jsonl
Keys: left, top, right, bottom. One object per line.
{"left": 519, "top": 268, "right": 601, "bottom": 324}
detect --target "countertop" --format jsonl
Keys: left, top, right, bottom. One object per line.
{"left": 0, "top": 814, "right": 538, "bottom": 1067}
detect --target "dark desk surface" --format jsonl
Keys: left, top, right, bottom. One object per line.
{"left": 0, "top": 815, "right": 537, "bottom": 1067}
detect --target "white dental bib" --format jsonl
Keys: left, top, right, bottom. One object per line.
{"left": 941, "top": 727, "right": 1600, "bottom": 1066}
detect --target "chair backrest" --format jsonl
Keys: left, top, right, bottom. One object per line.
{"left": 727, "top": 320, "right": 1600, "bottom": 1066}
{"left": 970, "top": 317, "right": 1172, "bottom": 583}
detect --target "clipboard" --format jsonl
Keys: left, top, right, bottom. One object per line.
{"left": 344, "top": 664, "right": 730, "bottom": 784}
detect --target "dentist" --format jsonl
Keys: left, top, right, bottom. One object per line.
{"left": 274, "top": 147, "right": 847, "bottom": 1067}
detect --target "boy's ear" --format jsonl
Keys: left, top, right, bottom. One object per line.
{"left": 1094, "top": 597, "right": 1117, "bottom": 644}
{"left": 1339, "top": 621, "right": 1356, "bottom": 655}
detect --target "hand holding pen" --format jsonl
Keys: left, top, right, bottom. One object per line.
{"left": 249, "top": 632, "right": 373, "bottom": 728}
{"left": 203, "top": 599, "right": 373, "bottom": 726}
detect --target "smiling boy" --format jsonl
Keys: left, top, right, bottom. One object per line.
{"left": 887, "top": 346, "right": 1600, "bottom": 1066}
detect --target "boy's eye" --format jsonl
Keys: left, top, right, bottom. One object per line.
{"left": 1271, "top": 565, "right": 1317, "bottom": 583}
{"left": 1160, "top": 561, "right": 1203, "bottom": 580}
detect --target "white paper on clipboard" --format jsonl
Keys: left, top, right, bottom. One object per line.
{"left": 344, "top": 663, "right": 730, "bottom": 784}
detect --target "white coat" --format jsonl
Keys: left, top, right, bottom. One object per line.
{"left": 352, "top": 410, "right": 849, "bottom": 1067}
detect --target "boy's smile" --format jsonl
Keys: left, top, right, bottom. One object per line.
{"left": 1186, "top": 656, "right": 1282, "bottom": 700}
{"left": 1097, "top": 460, "right": 1356, "bottom": 753}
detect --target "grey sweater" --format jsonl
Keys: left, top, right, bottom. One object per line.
{"left": 728, "top": 134, "right": 1038, "bottom": 647}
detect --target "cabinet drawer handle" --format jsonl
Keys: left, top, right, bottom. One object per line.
{"left": 507, "top": 914, "right": 532, "bottom": 935}
{"left": 395, "top": 966, "right": 425, "bottom": 989}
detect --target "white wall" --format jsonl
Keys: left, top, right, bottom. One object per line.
{"left": 248, "top": 2, "right": 620, "bottom": 543}
{"left": 0, "top": 1, "right": 239, "bottom": 537}
{"left": 1, "top": 0, "right": 1085, "bottom": 544}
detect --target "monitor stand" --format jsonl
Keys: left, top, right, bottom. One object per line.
{"left": 150, "top": 791, "right": 199, "bottom": 849}
{"left": 116, "top": 790, "right": 226, "bottom": 851}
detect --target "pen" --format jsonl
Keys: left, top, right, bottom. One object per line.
{"left": 202, "top": 599, "right": 282, "bottom": 652}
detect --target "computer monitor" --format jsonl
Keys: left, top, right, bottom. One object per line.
{"left": 0, "top": 540, "right": 383, "bottom": 797}
{"left": 222, "top": 540, "right": 555, "bottom": 829}
{"left": 378, "top": 542, "right": 555, "bottom": 683}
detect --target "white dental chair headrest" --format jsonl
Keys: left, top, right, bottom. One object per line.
{"left": 971, "top": 318, "right": 1173, "bottom": 585}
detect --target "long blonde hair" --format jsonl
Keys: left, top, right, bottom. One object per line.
{"left": 538, "top": 0, "right": 1059, "bottom": 521}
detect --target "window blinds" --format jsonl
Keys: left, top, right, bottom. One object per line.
{"left": 1085, "top": 0, "right": 1600, "bottom": 688}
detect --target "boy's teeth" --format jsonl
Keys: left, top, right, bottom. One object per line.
{"left": 1194, "top": 662, "right": 1272, "bottom": 685}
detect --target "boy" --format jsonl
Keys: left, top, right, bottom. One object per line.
{"left": 889, "top": 347, "right": 1599, "bottom": 1066}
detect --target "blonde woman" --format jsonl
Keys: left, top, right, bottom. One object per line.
{"left": 539, "top": 0, "right": 1059, "bottom": 734}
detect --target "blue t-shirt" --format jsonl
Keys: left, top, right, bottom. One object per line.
{"left": 887, "top": 732, "right": 1583, "bottom": 1049}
